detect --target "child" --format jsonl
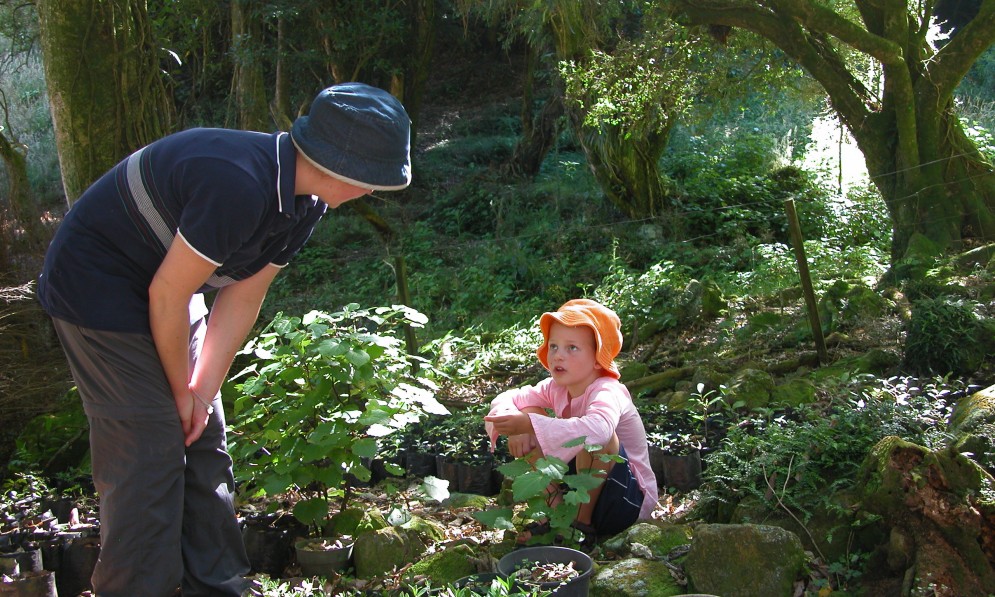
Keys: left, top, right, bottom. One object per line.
{"left": 484, "top": 299, "right": 658, "bottom": 544}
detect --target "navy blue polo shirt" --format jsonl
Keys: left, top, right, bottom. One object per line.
{"left": 38, "top": 128, "right": 327, "bottom": 333}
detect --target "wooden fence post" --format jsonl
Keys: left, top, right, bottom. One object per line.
{"left": 784, "top": 198, "right": 829, "bottom": 364}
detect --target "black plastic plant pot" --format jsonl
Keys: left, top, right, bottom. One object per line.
{"left": 497, "top": 545, "right": 593, "bottom": 596}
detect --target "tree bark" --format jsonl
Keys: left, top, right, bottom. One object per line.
{"left": 0, "top": 127, "right": 44, "bottom": 266}
{"left": 36, "top": 0, "right": 173, "bottom": 204}
{"left": 401, "top": 0, "right": 436, "bottom": 151}
{"left": 505, "top": 46, "right": 565, "bottom": 179}
{"left": 575, "top": 119, "right": 673, "bottom": 219}
{"left": 665, "top": 0, "right": 995, "bottom": 264}
{"left": 272, "top": 15, "right": 293, "bottom": 132}
{"left": 231, "top": 0, "right": 271, "bottom": 131}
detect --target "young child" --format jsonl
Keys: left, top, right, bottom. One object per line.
{"left": 484, "top": 299, "right": 658, "bottom": 544}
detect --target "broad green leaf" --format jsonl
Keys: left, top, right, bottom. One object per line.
{"left": 352, "top": 437, "right": 378, "bottom": 458}
{"left": 471, "top": 507, "right": 516, "bottom": 530}
{"left": 512, "top": 471, "right": 554, "bottom": 502}
{"left": 420, "top": 476, "right": 450, "bottom": 502}
{"left": 562, "top": 436, "right": 588, "bottom": 448}
{"left": 293, "top": 497, "right": 328, "bottom": 528}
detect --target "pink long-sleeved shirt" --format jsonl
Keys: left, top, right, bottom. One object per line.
{"left": 486, "top": 376, "right": 658, "bottom": 520}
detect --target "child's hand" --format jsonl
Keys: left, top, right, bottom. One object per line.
{"left": 507, "top": 433, "right": 537, "bottom": 458}
{"left": 483, "top": 413, "right": 533, "bottom": 437}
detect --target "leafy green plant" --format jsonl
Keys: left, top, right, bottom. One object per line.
{"left": 472, "top": 438, "right": 615, "bottom": 546}
{"left": 228, "top": 304, "right": 449, "bottom": 537}
{"left": 699, "top": 375, "right": 959, "bottom": 526}
{"left": 904, "top": 295, "right": 995, "bottom": 376}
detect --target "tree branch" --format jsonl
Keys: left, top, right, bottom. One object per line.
{"left": 927, "top": 0, "right": 995, "bottom": 103}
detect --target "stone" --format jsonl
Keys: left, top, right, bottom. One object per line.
{"left": 591, "top": 557, "right": 685, "bottom": 597}
{"left": 683, "top": 524, "right": 806, "bottom": 597}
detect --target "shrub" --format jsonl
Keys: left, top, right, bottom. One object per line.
{"left": 228, "top": 305, "right": 449, "bottom": 536}
{"left": 698, "top": 377, "right": 957, "bottom": 525}
{"left": 904, "top": 295, "right": 995, "bottom": 376}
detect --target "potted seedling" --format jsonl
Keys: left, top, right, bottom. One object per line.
{"left": 473, "top": 438, "right": 613, "bottom": 596}
{"left": 228, "top": 305, "right": 449, "bottom": 576}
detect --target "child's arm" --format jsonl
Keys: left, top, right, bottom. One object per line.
{"left": 485, "top": 406, "right": 547, "bottom": 457}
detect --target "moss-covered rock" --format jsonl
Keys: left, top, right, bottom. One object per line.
{"left": 350, "top": 514, "right": 444, "bottom": 579}
{"left": 441, "top": 492, "right": 491, "bottom": 510}
{"left": 353, "top": 525, "right": 430, "bottom": 579}
{"left": 724, "top": 369, "right": 774, "bottom": 410}
{"left": 949, "top": 384, "right": 995, "bottom": 475}
{"left": 404, "top": 543, "right": 480, "bottom": 585}
{"left": 853, "top": 348, "right": 902, "bottom": 375}
{"left": 770, "top": 378, "right": 817, "bottom": 408}
{"left": 684, "top": 523, "right": 806, "bottom": 597}
{"left": 599, "top": 522, "right": 692, "bottom": 559}
{"left": 590, "top": 557, "right": 685, "bottom": 597}
{"left": 700, "top": 279, "right": 727, "bottom": 319}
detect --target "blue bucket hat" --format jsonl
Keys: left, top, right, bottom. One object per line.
{"left": 291, "top": 82, "right": 412, "bottom": 191}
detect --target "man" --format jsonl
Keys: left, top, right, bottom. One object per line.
{"left": 38, "top": 82, "right": 410, "bottom": 596}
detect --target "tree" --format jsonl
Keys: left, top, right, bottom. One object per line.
{"left": 560, "top": 21, "right": 702, "bottom": 219}
{"left": 36, "top": 0, "right": 173, "bottom": 203}
{"left": 231, "top": 0, "right": 271, "bottom": 131}
{"left": 460, "top": 1, "right": 709, "bottom": 219}
{"left": 665, "top": 0, "right": 995, "bottom": 266}
{"left": 0, "top": 3, "right": 46, "bottom": 266}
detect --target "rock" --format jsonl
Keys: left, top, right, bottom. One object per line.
{"left": 599, "top": 522, "right": 692, "bottom": 559}
{"left": 853, "top": 348, "right": 901, "bottom": 375}
{"left": 724, "top": 369, "right": 774, "bottom": 410}
{"left": 441, "top": 492, "right": 491, "bottom": 510}
{"left": 770, "top": 378, "right": 816, "bottom": 408}
{"left": 683, "top": 524, "right": 806, "bottom": 597}
{"left": 405, "top": 543, "right": 479, "bottom": 585}
{"left": 949, "top": 384, "right": 995, "bottom": 474}
{"left": 352, "top": 515, "right": 444, "bottom": 579}
{"left": 688, "top": 368, "right": 728, "bottom": 397}
{"left": 700, "top": 279, "right": 727, "bottom": 319}
{"left": 591, "top": 557, "right": 685, "bottom": 596}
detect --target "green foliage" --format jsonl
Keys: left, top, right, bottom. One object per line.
{"left": 426, "top": 323, "right": 543, "bottom": 381}
{"left": 7, "top": 388, "right": 89, "bottom": 476}
{"left": 663, "top": 133, "right": 833, "bottom": 244}
{"left": 824, "top": 184, "right": 892, "bottom": 252}
{"left": 699, "top": 376, "right": 957, "bottom": 525}
{"left": 473, "top": 440, "right": 614, "bottom": 547}
{"left": 724, "top": 239, "right": 887, "bottom": 302}
{"left": 228, "top": 304, "right": 449, "bottom": 536}
{"left": 904, "top": 295, "right": 995, "bottom": 376}
{"left": 593, "top": 251, "right": 692, "bottom": 337}
{"left": 560, "top": 19, "right": 701, "bottom": 137}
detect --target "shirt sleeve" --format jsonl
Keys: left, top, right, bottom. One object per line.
{"left": 485, "top": 380, "right": 557, "bottom": 449}
{"left": 175, "top": 158, "right": 269, "bottom": 266}
{"left": 530, "top": 383, "right": 623, "bottom": 463}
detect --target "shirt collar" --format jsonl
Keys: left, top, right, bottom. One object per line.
{"left": 276, "top": 132, "right": 313, "bottom": 214}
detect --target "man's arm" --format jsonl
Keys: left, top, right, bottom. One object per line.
{"left": 149, "top": 237, "right": 217, "bottom": 443}
{"left": 190, "top": 263, "right": 280, "bottom": 405}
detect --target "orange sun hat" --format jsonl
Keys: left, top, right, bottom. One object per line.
{"left": 537, "top": 299, "right": 622, "bottom": 379}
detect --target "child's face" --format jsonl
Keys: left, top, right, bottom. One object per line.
{"left": 545, "top": 322, "right": 603, "bottom": 399}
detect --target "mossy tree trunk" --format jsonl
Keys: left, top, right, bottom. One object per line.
{"left": 231, "top": 0, "right": 271, "bottom": 131}
{"left": 856, "top": 436, "right": 995, "bottom": 595}
{"left": 505, "top": 45, "right": 565, "bottom": 179}
{"left": 0, "top": 127, "right": 45, "bottom": 267}
{"left": 36, "top": 0, "right": 173, "bottom": 204}
{"left": 573, "top": 118, "right": 674, "bottom": 220}
{"left": 666, "top": 0, "right": 995, "bottom": 265}
{"left": 272, "top": 15, "right": 293, "bottom": 132}
{"left": 542, "top": 1, "right": 684, "bottom": 219}
{"left": 400, "top": 0, "right": 435, "bottom": 151}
